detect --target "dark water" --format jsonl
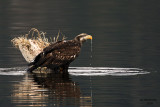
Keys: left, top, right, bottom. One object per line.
{"left": 0, "top": 0, "right": 160, "bottom": 107}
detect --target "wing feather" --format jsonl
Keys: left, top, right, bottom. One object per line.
{"left": 28, "top": 40, "right": 81, "bottom": 72}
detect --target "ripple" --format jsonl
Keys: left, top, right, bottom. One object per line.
{"left": 0, "top": 67, "right": 26, "bottom": 75}
{"left": 69, "top": 67, "right": 150, "bottom": 76}
{"left": 0, "top": 67, "right": 149, "bottom": 76}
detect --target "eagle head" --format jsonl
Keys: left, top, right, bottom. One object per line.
{"left": 75, "top": 33, "right": 92, "bottom": 43}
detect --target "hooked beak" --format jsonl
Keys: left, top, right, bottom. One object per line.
{"left": 84, "top": 35, "right": 92, "bottom": 40}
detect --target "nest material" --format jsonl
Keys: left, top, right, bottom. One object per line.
{"left": 11, "top": 28, "right": 64, "bottom": 63}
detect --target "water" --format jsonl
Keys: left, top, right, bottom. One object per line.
{"left": 0, "top": 0, "right": 160, "bottom": 107}
{"left": 0, "top": 67, "right": 151, "bottom": 107}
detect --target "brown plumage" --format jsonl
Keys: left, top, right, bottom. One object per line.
{"left": 27, "top": 33, "right": 92, "bottom": 72}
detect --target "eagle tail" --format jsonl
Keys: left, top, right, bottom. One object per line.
{"left": 27, "top": 53, "right": 48, "bottom": 72}
{"left": 27, "top": 65, "right": 37, "bottom": 73}
{"left": 28, "top": 53, "right": 42, "bottom": 66}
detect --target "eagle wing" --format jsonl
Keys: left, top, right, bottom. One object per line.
{"left": 27, "top": 40, "right": 81, "bottom": 72}
{"left": 28, "top": 41, "right": 62, "bottom": 66}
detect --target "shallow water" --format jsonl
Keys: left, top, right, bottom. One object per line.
{"left": 1, "top": 0, "right": 160, "bottom": 107}
{"left": 0, "top": 67, "right": 149, "bottom": 76}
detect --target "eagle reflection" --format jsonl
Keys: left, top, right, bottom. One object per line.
{"left": 11, "top": 69, "right": 92, "bottom": 107}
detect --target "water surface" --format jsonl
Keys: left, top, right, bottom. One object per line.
{"left": 0, "top": 0, "right": 160, "bottom": 107}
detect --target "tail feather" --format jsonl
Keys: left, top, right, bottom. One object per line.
{"left": 28, "top": 53, "right": 42, "bottom": 66}
{"left": 27, "top": 52, "right": 51, "bottom": 72}
{"left": 27, "top": 65, "right": 37, "bottom": 72}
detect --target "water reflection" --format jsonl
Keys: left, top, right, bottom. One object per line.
{"left": 11, "top": 69, "right": 92, "bottom": 107}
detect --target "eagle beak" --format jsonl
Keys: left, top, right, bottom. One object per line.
{"left": 85, "top": 35, "right": 92, "bottom": 40}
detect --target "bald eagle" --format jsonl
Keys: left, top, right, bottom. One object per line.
{"left": 27, "top": 33, "right": 92, "bottom": 72}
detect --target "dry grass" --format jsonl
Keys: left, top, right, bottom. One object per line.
{"left": 11, "top": 28, "right": 65, "bottom": 63}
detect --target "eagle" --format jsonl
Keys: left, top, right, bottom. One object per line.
{"left": 27, "top": 33, "right": 92, "bottom": 72}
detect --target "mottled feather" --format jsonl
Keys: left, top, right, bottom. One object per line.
{"left": 27, "top": 33, "right": 92, "bottom": 72}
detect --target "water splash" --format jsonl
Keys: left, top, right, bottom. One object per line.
{"left": 0, "top": 67, "right": 26, "bottom": 75}
{"left": 0, "top": 67, "right": 149, "bottom": 76}
{"left": 69, "top": 67, "right": 150, "bottom": 76}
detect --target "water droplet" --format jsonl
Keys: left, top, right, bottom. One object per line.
{"left": 91, "top": 39, "right": 92, "bottom": 52}
{"left": 90, "top": 39, "right": 92, "bottom": 67}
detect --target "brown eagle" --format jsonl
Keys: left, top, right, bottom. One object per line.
{"left": 27, "top": 33, "right": 92, "bottom": 72}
